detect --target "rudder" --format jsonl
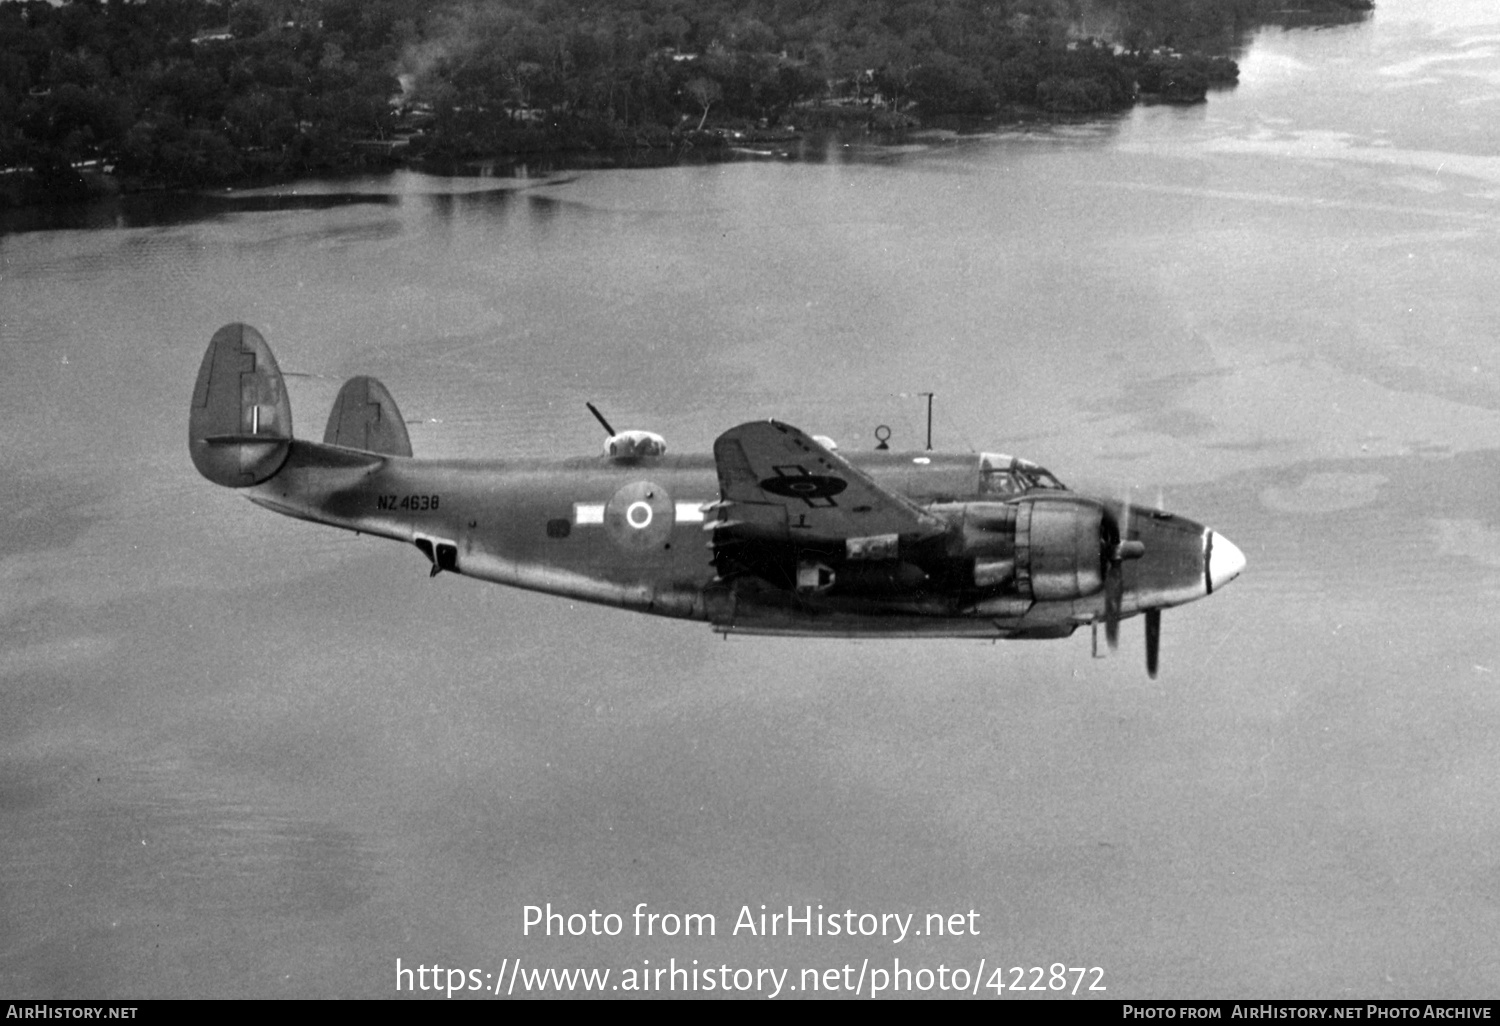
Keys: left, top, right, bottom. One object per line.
{"left": 189, "top": 323, "right": 293, "bottom": 488}
{"left": 322, "top": 376, "right": 413, "bottom": 457}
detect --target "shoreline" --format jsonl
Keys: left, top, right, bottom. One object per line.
{"left": 0, "top": 103, "right": 1149, "bottom": 217}
{"left": 0, "top": 0, "right": 1377, "bottom": 217}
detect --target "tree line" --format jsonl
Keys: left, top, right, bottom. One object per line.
{"left": 0, "top": 0, "right": 1373, "bottom": 203}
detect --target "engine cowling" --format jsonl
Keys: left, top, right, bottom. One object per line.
{"left": 1016, "top": 498, "right": 1105, "bottom": 600}
{"left": 956, "top": 498, "right": 1106, "bottom": 600}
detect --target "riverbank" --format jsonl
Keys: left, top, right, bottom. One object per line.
{"left": 0, "top": 92, "right": 1191, "bottom": 214}
{"left": 3, "top": 0, "right": 1381, "bottom": 213}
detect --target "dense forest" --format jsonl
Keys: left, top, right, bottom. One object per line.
{"left": 0, "top": 0, "right": 1374, "bottom": 204}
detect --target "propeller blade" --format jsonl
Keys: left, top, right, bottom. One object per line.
{"left": 1111, "top": 493, "right": 1145, "bottom": 561}
{"left": 1145, "top": 608, "right": 1161, "bottom": 679}
{"left": 1100, "top": 501, "right": 1124, "bottom": 650}
{"left": 1105, "top": 565, "right": 1122, "bottom": 650}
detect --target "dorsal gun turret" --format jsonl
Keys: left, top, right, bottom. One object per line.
{"left": 586, "top": 402, "right": 665, "bottom": 461}
{"left": 602, "top": 429, "right": 666, "bottom": 459}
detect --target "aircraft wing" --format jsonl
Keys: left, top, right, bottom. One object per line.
{"left": 711, "top": 420, "right": 944, "bottom": 543}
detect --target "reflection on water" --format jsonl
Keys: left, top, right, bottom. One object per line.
{"left": 5, "top": 1, "right": 1500, "bottom": 998}
{"left": 0, "top": 189, "right": 399, "bottom": 236}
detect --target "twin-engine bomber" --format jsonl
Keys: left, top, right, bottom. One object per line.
{"left": 190, "top": 324, "right": 1244, "bottom": 676}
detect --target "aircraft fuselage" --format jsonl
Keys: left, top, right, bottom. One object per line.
{"left": 190, "top": 323, "right": 1244, "bottom": 668}
{"left": 244, "top": 442, "right": 1225, "bottom": 640}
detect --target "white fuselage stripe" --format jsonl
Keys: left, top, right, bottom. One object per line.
{"left": 573, "top": 501, "right": 710, "bottom": 525}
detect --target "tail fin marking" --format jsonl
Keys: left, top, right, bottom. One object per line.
{"left": 322, "top": 376, "right": 413, "bottom": 457}
{"left": 189, "top": 323, "right": 293, "bottom": 488}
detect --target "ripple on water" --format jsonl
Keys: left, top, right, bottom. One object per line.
{"left": 1260, "top": 472, "right": 1388, "bottom": 513}
{"left": 3, "top": 748, "right": 381, "bottom": 933}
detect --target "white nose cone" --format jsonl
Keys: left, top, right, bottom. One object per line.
{"left": 1207, "top": 531, "right": 1246, "bottom": 592}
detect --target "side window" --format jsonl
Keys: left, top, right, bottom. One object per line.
{"left": 981, "top": 468, "right": 1020, "bottom": 496}
{"left": 546, "top": 518, "right": 571, "bottom": 539}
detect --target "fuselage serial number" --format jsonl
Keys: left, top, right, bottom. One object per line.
{"left": 376, "top": 494, "right": 441, "bottom": 511}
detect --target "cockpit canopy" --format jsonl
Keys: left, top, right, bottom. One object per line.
{"left": 979, "top": 453, "right": 1067, "bottom": 496}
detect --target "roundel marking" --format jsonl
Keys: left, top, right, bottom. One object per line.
{"left": 605, "top": 481, "right": 674, "bottom": 552}
{"left": 758, "top": 473, "right": 848, "bottom": 501}
{"left": 626, "top": 501, "right": 653, "bottom": 529}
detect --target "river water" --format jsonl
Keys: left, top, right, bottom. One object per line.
{"left": 4, "top": 0, "right": 1500, "bottom": 999}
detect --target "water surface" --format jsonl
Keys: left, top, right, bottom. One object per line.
{"left": 3, "top": 0, "right": 1499, "bottom": 999}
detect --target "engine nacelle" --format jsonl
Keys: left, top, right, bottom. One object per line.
{"left": 1017, "top": 498, "right": 1105, "bottom": 600}
{"left": 953, "top": 498, "right": 1105, "bottom": 600}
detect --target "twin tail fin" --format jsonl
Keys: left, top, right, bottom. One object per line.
{"left": 322, "top": 376, "right": 412, "bottom": 457}
{"left": 189, "top": 323, "right": 412, "bottom": 489}
{"left": 189, "top": 323, "right": 293, "bottom": 488}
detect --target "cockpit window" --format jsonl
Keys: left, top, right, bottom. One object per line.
{"left": 1021, "top": 464, "right": 1066, "bottom": 491}
{"left": 979, "top": 453, "right": 1066, "bottom": 495}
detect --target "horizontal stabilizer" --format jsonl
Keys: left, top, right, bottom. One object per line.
{"left": 323, "top": 376, "right": 412, "bottom": 457}
{"left": 189, "top": 323, "right": 292, "bottom": 488}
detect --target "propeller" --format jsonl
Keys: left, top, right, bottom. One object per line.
{"left": 1145, "top": 608, "right": 1161, "bottom": 679}
{"left": 1104, "top": 547, "right": 1123, "bottom": 649}
{"left": 1099, "top": 496, "right": 1148, "bottom": 673}
{"left": 1100, "top": 497, "right": 1145, "bottom": 651}
{"left": 1144, "top": 488, "right": 1164, "bottom": 678}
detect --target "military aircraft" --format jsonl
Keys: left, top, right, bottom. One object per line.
{"left": 190, "top": 324, "right": 1244, "bottom": 677}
